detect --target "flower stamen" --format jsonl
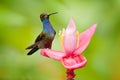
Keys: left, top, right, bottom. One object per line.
{"left": 59, "top": 28, "right": 65, "bottom": 52}
{"left": 76, "top": 31, "right": 79, "bottom": 48}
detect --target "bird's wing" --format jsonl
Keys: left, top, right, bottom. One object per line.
{"left": 26, "top": 31, "right": 46, "bottom": 50}
{"left": 35, "top": 31, "right": 46, "bottom": 42}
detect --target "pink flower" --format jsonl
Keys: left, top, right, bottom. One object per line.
{"left": 41, "top": 18, "right": 97, "bottom": 70}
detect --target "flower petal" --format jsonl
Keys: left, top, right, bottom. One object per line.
{"left": 61, "top": 55, "right": 87, "bottom": 70}
{"left": 41, "top": 49, "right": 65, "bottom": 61}
{"left": 64, "top": 18, "right": 77, "bottom": 54}
{"left": 74, "top": 24, "right": 97, "bottom": 54}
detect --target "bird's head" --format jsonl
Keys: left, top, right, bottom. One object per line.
{"left": 40, "top": 12, "right": 58, "bottom": 21}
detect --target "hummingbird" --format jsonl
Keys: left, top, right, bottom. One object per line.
{"left": 26, "top": 12, "right": 57, "bottom": 55}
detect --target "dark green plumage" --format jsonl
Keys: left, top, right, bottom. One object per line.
{"left": 26, "top": 12, "right": 57, "bottom": 55}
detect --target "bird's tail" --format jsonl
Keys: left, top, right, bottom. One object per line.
{"left": 26, "top": 44, "right": 36, "bottom": 50}
{"left": 27, "top": 46, "right": 39, "bottom": 55}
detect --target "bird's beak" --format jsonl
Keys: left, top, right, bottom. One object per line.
{"left": 49, "top": 12, "right": 58, "bottom": 16}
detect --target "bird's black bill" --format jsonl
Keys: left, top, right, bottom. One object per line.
{"left": 49, "top": 12, "right": 58, "bottom": 16}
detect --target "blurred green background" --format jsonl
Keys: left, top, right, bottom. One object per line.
{"left": 0, "top": 0, "right": 120, "bottom": 80}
